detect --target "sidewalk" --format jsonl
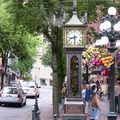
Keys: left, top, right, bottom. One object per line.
{"left": 40, "top": 104, "right": 53, "bottom": 120}
{"left": 39, "top": 98, "right": 120, "bottom": 120}
{"left": 86, "top": 98, "right": 120, "bottom": 120}
{"left": 32, "top": 86, "right": 120, "bottom": 120}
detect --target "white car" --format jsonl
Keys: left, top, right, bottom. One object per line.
{"left": 20, "top": 81, "right": 40, "bottom": 98}
{"left": 0, "top": 86, "right": 26, "bottom": 107}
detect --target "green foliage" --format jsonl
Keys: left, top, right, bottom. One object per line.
{"left": 0, "top": 0, "right": 16, "bottom": 70}
{"left": 13, "top": 25, "right": 38, "bottom": 59}
{"left": 12, "top": 25, "right": 40, "bottom": 74}
{"left": 22, "top": 72, "right": 32, "bottom": 81}
{"left": 0, "top": 0, "right": 42, "bottom": 76}
{"left": 41, "top": 45, "right": 52, "bottom": 67}
{"left": 77, "top": 0, "right": 115, "bottom": 22}
{"left": 0, "top": 0, "right": 14, "bottom": 31}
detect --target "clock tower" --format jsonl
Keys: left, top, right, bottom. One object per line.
{"left": 63, "top": 0, "right": 87, "bottom": 120}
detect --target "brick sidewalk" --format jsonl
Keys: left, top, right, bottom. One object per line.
{"left": 30, "top": 86, "right": 120, "bottom": 120}
{"left": 39, "top": 99, "right": 120, "bottom": 120}
{"left": 40, "top": 104, "right": 53, "bottom": 120}
{"left": 86, "top": 98, "right": 120, "bottom": 120}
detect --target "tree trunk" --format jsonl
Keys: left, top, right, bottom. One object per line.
{"left": 51, "top": 27, "right": 66, "bottom": 118}
{"left": 52, "top": 53, "right": 59, "bottom": 117}
{"left": 1, "top": 52, "right": 6, "bottom": 89}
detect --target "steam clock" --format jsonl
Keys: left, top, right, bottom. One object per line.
{"left": 63, "top": 0, "right": 87, "bottom": 120}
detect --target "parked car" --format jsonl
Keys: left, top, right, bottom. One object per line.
{"left": 9, "top": 81, "right": 21, "bottom": 87}
{"left": 20, "top": 81, "right": 40, "bottom": 98}
{"left": 0, "top": 86, "right": 26, "bottom": 107}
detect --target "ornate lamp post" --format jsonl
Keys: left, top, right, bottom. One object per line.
{"left": 99, "top": 7, "right": 120, "bottom": 120}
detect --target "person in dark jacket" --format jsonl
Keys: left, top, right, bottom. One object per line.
{"left": 85, "top": 84, "right": 92, "bottom": 114}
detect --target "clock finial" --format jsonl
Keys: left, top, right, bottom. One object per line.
{"left": 73, "top": 0, "right": 77, "bottom": 14}
{"left": 65, "top": 0, "right": 83, "bottom": 25}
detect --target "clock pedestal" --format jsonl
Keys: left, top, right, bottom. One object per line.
{"left": 63, "top": 98, "right": 86, "bottom": 120}
{"left": 62, "top": 48, "right": 86, "bottom": 120}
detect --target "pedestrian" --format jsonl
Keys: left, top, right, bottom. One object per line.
{"left": 96, "top": 80, "right": 102, "bottom": 94}
{"left": 101, "top": 80, "right": 108, "bottom": 96}
{"left": 115, "top": 81, "right": 120, "bottom": 113}
{"left": 81, "top": 84, "right": 86, "bottom": 105}
{"left": 60, "top": 83, "right": 67, "bottom": 109}
{"left": 84, "top": 84, "right": 92, "bottom": 115}
{"left": 91, "top": 85, "right": 101, "bottom": 120}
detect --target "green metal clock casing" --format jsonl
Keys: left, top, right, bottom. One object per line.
{"left": 64, "top": 26, "right": 86, "bottom": 48}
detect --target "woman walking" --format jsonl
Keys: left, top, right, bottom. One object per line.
{"left": 60, "top": 83, "right": 67, "bottom": 109}
{"left": 91, "top": 85, "right": 101, "bottom": 120}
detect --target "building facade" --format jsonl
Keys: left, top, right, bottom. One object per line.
{"left": 31, "top": 42, "right": 52, "bottom": 86}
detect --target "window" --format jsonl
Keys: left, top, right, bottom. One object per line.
{"left": 3, "top": 88, "right": 18, "bottom": 94}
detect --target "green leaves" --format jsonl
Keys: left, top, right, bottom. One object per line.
{"left": 12, "top": 25, "right": 41, "bottom": 73}
{"left": 0, "top": 0, "right": 43, "bottom": 77}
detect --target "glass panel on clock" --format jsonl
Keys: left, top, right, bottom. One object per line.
{"left": 70, "top": 56, "right": 79, "bottom": 96}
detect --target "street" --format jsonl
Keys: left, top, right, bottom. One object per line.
{"left": 0, "top": 86, "right": 53, "bottom": 120}
{"left": 0, "top": 85, "right": 120, "bottom": 120}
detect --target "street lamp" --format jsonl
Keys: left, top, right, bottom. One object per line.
{"left": 99, "top": 7, "right": 120, "bottom": 120}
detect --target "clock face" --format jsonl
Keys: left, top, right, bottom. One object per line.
{"left": 67, "top": 30, "right": 82, "bottom": 46}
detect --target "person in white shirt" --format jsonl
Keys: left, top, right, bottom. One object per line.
{"left": 82, "top": 85, "right": 86, "bottom": 105}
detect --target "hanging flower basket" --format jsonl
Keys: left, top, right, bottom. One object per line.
{"left": 83, "top": 45, "right": 114, "bottom": 68}
{"left": 101, "top": 69, "right": 110, "bottom": 76}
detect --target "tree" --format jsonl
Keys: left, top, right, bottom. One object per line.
{"left": 1, "top": 0, "right": 119, "bottom": 117}
{"left": 0, "top": 0, "right": 16, "bottom": 88}
{"left": 11, "top": 0, "right": 67, "bottom": 116}
{"left": 0, "top": 0, "right": 40, "bottom": 88}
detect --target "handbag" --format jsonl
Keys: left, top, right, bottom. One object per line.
{"left": 91, "top": 94, "right": 98, "bottom": 108}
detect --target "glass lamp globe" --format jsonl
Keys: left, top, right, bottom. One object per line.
{"left": 116, "top": 40, "right": 120, "bottom": 47}
{"left": 117, "top": 21, "right": 120, "bottom": 30}
{"left": 99, "top": 23, "right": 104, "bottom": 31}
{"left": 114, "top": 21, "right": 120, "bottom": 31}
{"left": 95, "top": 40, "right": 101, "bottom": 46}
{"left": 114, "top": 24, "right": 119, "bottom": 31}
{"left": 101, "top": 36, "right": 109, "bottom": 45}
{"left": 99, "top": 21, "right": 111, "bottom": 31}
{"left": 104, "top": 21, "right": 111, "bottom": 29}
{"left": 108, "top": 7, "right": 117, "bottom": 15}
{"left": 99, "top": 40, "right": 104, "bottom": 46}
{"left": 117, "top": 21, "right": 120, "bottom": 26}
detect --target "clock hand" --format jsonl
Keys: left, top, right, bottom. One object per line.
{"left": 69, "top": 35, "right": 77, "bottom": 44}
